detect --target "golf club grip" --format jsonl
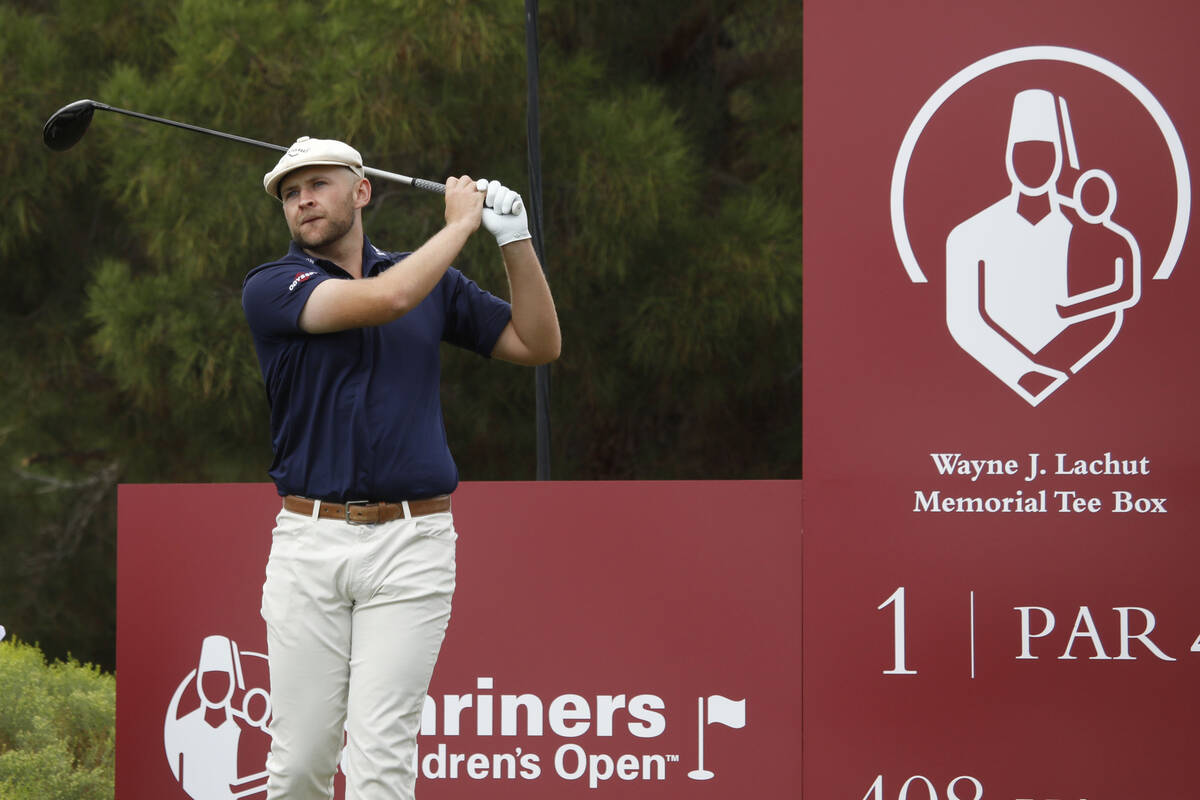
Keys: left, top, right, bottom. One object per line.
{"left": 363, "top": 166, "right": 446, "bottom": 195}
{"left": 411, "top": 177, "right": 447, "bottom": 195}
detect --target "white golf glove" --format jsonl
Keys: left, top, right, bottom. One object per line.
{"left": 476, "top": 178, "right": 531, "bottom": 247}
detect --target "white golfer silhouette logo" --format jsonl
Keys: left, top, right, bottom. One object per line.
{"left": 892, "top": 47, "right": 1190, "bottom": 406}
{"left": 164, "top": 635, "right": 272, "bottom": 799}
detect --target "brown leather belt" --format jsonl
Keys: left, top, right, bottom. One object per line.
{"left": 283, "top": 494, "right": 451, "bottom": 524}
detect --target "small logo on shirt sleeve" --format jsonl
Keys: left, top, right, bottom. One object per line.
{"left": 288, "top": 271, "right": 318, "bottom": 292}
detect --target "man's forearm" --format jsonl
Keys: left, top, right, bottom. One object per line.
{"left": 298, "top": 219, "right": 476, "bottom": 334}
{"left": 382, "top": 219, "right": 478, "bottom": 314}
{"left": 501, "top": 239, "right": 561, "bottom": 361}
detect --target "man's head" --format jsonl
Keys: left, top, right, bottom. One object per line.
{"left": 264, "top": 137, "right": 372, "bottom": 251}
{"left": 196, "top": 635, "right": 236, "bottom": 709}
{"left": 1004, "top": 89, "right": 1063, "bottom": 196}
{"left": 264, "top": 136, "right": 365, "bottom": 198}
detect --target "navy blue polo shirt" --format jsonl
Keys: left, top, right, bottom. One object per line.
{"left": 242, "top": 235, "right": 512, "bottom": 502}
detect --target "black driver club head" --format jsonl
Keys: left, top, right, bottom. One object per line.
{"left": 42, "top": 99, "right": 101, "bottom": 151}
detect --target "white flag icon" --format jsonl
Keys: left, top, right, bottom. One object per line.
{"left": 688, "top": 695, "right": 748, "bottom": 780}
{"left": 706, "top": 695, "right": 746, "bottom": 728}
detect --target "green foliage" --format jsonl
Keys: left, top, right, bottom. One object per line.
{"left": 0, "top": 639, "right": 114, "bottom": 800}
{"left": 2, "top": 0, "right": 801, "bottom": 669}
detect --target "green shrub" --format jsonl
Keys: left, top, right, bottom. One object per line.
{"left": 0, "top": 638, "right": 114, "bottom": 799}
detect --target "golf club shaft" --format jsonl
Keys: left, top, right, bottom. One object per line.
{"left": 97, "top": 102, "right": 446, "bottom": 194}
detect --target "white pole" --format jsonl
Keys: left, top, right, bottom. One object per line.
{"left": 687, "top": 696, "right": 714, "bottom": 780}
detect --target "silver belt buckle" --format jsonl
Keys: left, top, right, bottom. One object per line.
{"left": 344, "top": 499, "right": 372, "bottom": 525}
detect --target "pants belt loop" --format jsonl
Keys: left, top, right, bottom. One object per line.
{"left": 311, "top": 499, "right": 321, "bottom": 520}
{"left": 401, "top": 500, "right": 412, "bottom": 520}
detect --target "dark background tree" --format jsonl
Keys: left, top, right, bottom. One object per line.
{"left": 0, "top": 0, "right": 801, "bottom": 672}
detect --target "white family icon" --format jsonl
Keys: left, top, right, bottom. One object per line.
{"left": 164, "top": 635, "right": 272, "bottom": 800}
{"left": 892, "top": 46, "right": 1190, "bottom": 405}
{"left": 946, "top": 88, "right": 1141, "bottom": 405}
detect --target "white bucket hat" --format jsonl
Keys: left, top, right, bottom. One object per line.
{"left": 263, "top": 136, "right": 365, "bottom": 198}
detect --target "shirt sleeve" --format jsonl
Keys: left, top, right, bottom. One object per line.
{"left": 242, "top": 264, "right": 330, "bottom": 338}
{"left": 441, "top": 267, "right": 513, "bottom": 357}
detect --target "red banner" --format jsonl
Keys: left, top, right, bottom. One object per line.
{"left": 804, "top": 1, "right": 1199, "bottom": 798}
{"left": 116, "top": 481, "right": 800, "bottom": 798}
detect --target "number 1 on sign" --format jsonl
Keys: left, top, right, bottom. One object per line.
{"left": 879, "top": 587, "right": 918, "bottom": 675}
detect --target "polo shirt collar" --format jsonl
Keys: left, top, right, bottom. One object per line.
{"left": 361, "top": 235, "right": 395, "bottom": 277}
{"left": 286, "top": 234, "right": 392, "bottom": 278}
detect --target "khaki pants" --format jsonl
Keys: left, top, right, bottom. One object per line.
{"left": 261, "top": 506, "right": 457, "bottom": 799}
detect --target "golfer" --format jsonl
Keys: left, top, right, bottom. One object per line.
{"left": 241, "top": 136, "right": 560, "bottom": 799}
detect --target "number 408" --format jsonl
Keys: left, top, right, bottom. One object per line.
{"left": 864, "top": 774, "right": 984, "bottom": 800}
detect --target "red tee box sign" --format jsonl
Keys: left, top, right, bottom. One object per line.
{"left": 117, "top": 481, "right": 800, "bottom": 798}
{"left": 804, "top": 1, "right": 1200, "bottom": 798}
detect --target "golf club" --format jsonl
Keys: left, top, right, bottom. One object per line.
{"left": 42, "top": 98, "right": 447, "bottom": 195}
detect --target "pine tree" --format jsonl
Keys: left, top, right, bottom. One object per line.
{"left": 2, "top": 0, "right": 801, "bottom": 669}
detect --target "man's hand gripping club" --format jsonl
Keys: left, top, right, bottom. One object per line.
{"left": 475, "top": 179, "right": 532, "bottom": 247}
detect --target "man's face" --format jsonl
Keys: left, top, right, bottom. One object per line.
{"left": 1007, "top": 139, "right": 1061, "bottom": 196}
{"left": 280, "top": 166, "right": 363, "bottom": 250}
